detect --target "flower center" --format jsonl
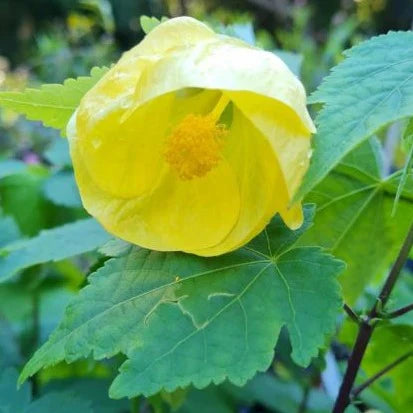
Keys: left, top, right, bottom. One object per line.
{"left": 164, "top": 95, "right": 230, "bottom": 180}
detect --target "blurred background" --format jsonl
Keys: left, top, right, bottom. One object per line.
{"left": 0, "top": 1, "right": 413, "bottom": 412}
{"left": 1, "top": 0, "right": 413, "bottom": 160}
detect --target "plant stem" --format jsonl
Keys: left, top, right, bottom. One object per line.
{"left": 298, "top": 386, "right": 310, "bottom": 413}
{"left": 332, "top": 320, "right": 374, "bottom": 413}
{"left": 386, "top": 303, "right": 413, "bottom": 319}
{"left": 31, "top": 291, "right": 40, "bottom": 397}
{"left": 332, "top": 222, "right": 413, "bottom": 413}
{"left": 343, "top": 303, "right": 360, "bottom": 324}
{"left": 370, "top": 223, "right": 413, "bottom": 318}
{"left": 352, "top": 351, "right": 413, "bottom": 397}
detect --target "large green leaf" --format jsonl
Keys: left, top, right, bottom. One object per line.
{"left": 297, "top": 31, "right": 413, "bottom": 200}
{"left": 20, "top": 206, "right": 344, "bottom": 398}
{"left": 300, "top": 139, "right": 413, "bottom": 304}
{"left": 0, "top": 67, "right": 107, "bottom": 135}
{"left": 0, "top": 218, "right": 111, "bottom": 282}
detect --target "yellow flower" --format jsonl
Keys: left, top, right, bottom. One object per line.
{"left": 67, "top": 16, "right": 315, "bottom": 256}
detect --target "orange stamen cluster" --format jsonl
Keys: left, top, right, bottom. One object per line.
{"left": 164, "top": 114, "right": 228, "bottom": 180}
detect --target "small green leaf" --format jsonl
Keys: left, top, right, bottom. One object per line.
{"left": 0, "top": 218, "right": 111, "bottom": 282}
{"left": 140, "top": 16, "right": 168, "bottom": 34}
{"left": 297, "top": 31, "right": 413, "bottom": 200}
{"left": 0, "top": 66, "right": 108, "bottom": 135}
{"left": 300, "top": 139, "right": 413, "bottom": 304}
{"left": 20, "top": 206, "right": 344, "bottom": 399}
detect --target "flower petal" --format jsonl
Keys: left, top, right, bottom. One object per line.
{"left": 134, "top": 36, "right": 315, "bottom": 134}
{"left": 68, "top": 100, "right": 240, "bottom": 252}
{"left": 128, "top": 16, "right": 215, "bottom": 56}
{"left": 73, "top": 89, "right": 222, "bottom": 199}
{"left": 227, "top": 91, "right": 312, "bottom": 202}
{"left": 192, "top": 105, "right": 295, "bottom": 256}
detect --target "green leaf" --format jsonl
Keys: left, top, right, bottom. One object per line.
{"left": 0, "top": 368, "right": 93, "bottom": 413}
{"left": 43, "top": 171, "right": 82, "bottom": 208}
{"left": 25, "top": 392, "right": 93, "bottom": 413}
{"left": 339, "top": 136, "right": 383, "bottom": 180}
{"left": 0, "top": 218, "right": 111, "bottom": 282}
{"left": 385, "top": 273, "right": 413, "bottom": 325}
{"left": 177, "top": 386, "right": 232, "bottom": 413}
{"left": 297, "top": 31, "right": 413, "bottom": 200}
{"left": 0, "top": 368, "right": 31, "bottom": 413}
{"left": 0, "top": 215, "right": 20, "bottom": 248}
{"left": 0, "top": 67, "right": 108, "bottom": 135}
{"left": 0, "top": 321, "right": 21, "bottom": 370}
{"left": 224, "top": 373, "right": 304, "bottom": 413}
{"left": 41, "top": 379, "right": 129, "bottom": 413}
{"left": 21, "top": 205, "right": 344, "bottom": 398}
{"left": 44, "top": 139, "right": 71, "bottom": 168}
{"left": 98, "top": 238, "right": 132, "bottom": 257}
{"left": 140, "top": 16, "right": 168, "bottom": 34}
{"left": 0, "top": 166, "right": 50, "bottom": 236}
{"left": 300, "top": 140, "right": 413, "bottom": 304}
{"left": 392, "top": 118, "right": 413, "bottom": 215}
{"left": 0, "top": 159, "right": 26, "bottom": 179}
{"left": 361, "top": 324, "right": 413, "bottom": 412}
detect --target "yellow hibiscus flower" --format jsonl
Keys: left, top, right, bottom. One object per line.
{"left": 67, "top": 16, "right": 315, "bottom": 256}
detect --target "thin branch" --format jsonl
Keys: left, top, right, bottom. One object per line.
{"left": 343, "top": 303, "right": 360, "bottom": 324}
{"left": 298, "top": 386, "right": 310, "bottom": 413}
{"left": 332, "top": 221, "right": 413, "bottom": 413}
{"left": 332, "top": 320, "right": 374, "bottom": 413}
{"left": 385, "top": 303, "right": 413, "bottom": 319}
{"left": 352, "top": 351, "right": 413, "bottom": 397}
{"left": 370, "top": 223, "right": 413, "bottom": 318}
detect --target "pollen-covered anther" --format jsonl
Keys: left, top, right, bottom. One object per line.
{"left": 164, "top": 114, "right": 228, "bottom": 180}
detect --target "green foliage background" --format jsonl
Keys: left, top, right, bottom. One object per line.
{"left": 0, "top": 1, "right": 413, "bottom": 412}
